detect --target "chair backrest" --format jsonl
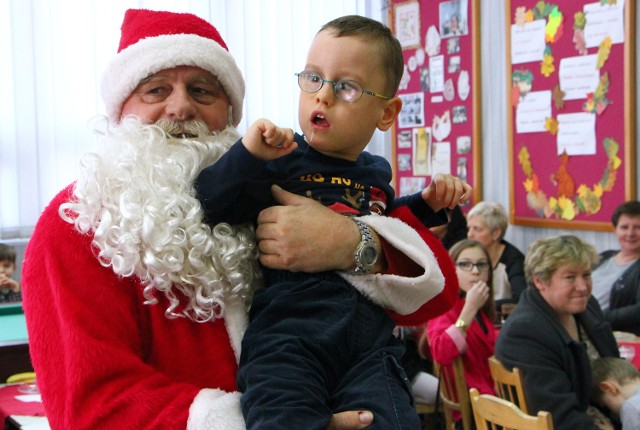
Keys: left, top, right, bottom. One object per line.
{"left": 488, "top": 355, "right": 529, "bottom": 414}
{"left": 415, "top": 401, "right": 440, "bottom": 415}
{"left": 470, "top": 388, "right": 554, "bottom": 430}
{"left": 435, "top": 355, "right": 473, "bottom": 430}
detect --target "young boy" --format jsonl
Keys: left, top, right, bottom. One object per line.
{"left": 196, "top": 15, "right": 467, "bottom": 429}
{"left": 0, "top": 243, "right": 21, "bottom": 303}
{"left": 592, "top": 357, "right": 640, "bottom": 429}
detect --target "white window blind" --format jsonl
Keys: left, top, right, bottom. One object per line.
{"left": 0, "top": 0, "right": 385, "bottom": 239}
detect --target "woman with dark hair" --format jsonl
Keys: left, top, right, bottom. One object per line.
{"left": 429, "top": 205, "right": 468, "bottom": 250}
{"left": 426, "top": 239, "right": 497, "bottom": 404}
{"left": 592, "top": 200, "right": 640, "bottom": 335}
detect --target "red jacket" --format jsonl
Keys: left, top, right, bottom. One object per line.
{"left": 22, "top": 186, "right": 457, "bottom": 429}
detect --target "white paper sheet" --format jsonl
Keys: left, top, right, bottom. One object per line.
{"left": 516, "top": 91, "right": 551, "bottom": 134}
{"left": 559, "top": 55, "right": 599, "bottom": 100}
{"left": 511, "top": 20, "right": 546, "bottom": 65}
{"left": 584, "top": 0, "right": 625, "bottom": 48}
{"left": 557, "top": 112, "right": 596, "bottom": 155}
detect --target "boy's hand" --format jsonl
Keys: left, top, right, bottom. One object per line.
{"left": 242, "top": 118, "right": 297, "bottom": 160}
{"left": 421, "top": 173, "right": 472, "bottom": 212}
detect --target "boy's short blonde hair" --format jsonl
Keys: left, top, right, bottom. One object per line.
{"left": 320, "top": 15, "right": 404, "bottom": 97}
{"left": 591, "top": 357, "right": 640, "bottom": 405}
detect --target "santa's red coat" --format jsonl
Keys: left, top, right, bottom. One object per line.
{"left": 22, "top": 186, "right": 457, "bottom": 429}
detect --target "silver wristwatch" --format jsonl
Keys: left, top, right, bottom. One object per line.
{"left": 350, "top": 217, "right": 380, "bottom": 275}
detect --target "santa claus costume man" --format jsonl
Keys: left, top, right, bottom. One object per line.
{"left": 22, "top": 9, "right": 460, "bottom": 430}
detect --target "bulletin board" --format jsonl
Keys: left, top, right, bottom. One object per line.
{"left": 507, "top": 0, "right": 636, "bottom": 231}
{"left": 389, "top": 0, "right": 482, "bottom": 208}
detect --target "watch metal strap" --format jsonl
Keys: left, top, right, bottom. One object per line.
{"left": 351, "top": 217, "right": 376, "bottom": 275}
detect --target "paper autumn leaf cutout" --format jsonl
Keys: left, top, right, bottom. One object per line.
{"left": 601, "top": 137, "right": 621, "bottom": 191}
{"left": 545, "top": 117, "right": 558, "bottom": 135}
{"left": 595, "top": 72, "right": 610, "bottom": 99}
{"left": 524, "top": 178, "right": 534, "bottom": 192}
{"left": 545, "top": 6, "right": 563, "bottom": 43}
{"left": 512, "top": 69, "right": 534, "bottom": 103}
{"left": 511, "top": 85, "right": 521, "bottom": 107}
{"left": 518, "top": 146, "right": 533, "bottom": 177}
{"left": 600, "top": 0, "right": 617, "bottom": 4}
{"left": 515, "top": 6, "right": 527, "bottom": 26}
{"left": 541, "top": 53, "right": 555, "bottom": 77}
{"left": 574, "top": 12, "right": 586, "bottom": 30}
{"left": 553, "top": 85, "right": 565, "bottom": 109}
{"left": 573, "top": 29, "right": 588, "bottom": 55}
{"left": 518, "top": 138, "right": 619, "bottom": 220}
{"left": 533, "top": 1, "right": 557, "bottom": 20}
{"left": 549, "top": 196, "right": 576, "bottom": 220}
{"left": 575, "top": 185, "right": 602, "bottom": 215}
{"left": 597, "top": 37, "right": 612, "bottom": 69}
{"left": 558, "top": 196, "right": 576, "bottom": 220}
{"left": 584, "top": 72, "right": 611, "bottom": 114}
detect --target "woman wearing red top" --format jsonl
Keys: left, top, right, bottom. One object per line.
{"left": 427, "top": 239, "right": 497, "bottom": 400}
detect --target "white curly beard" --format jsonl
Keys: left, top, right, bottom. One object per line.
{"left": 59, "top": 116, "right": 260, "bottom": 322}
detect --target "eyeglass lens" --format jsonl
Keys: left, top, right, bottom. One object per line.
{"left": 456, "top": 261, "right": 491, "bottom": 272}
{"left": 297, "top": 71, "right": 363, "bottom": 103}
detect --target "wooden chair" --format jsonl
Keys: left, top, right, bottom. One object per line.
{"left": 415, "top": 401, "right": 440, "bottom": 415}
{"left": 488, "top": 355, "right": 529, "bottom": 414}
{"left": 6, "top": 371, "right": 36, "bottom": 384}
{"left": 435, "top": 356, "right": 473, "bottom": 430}
{"left": 469, "top": 388, "right": 554, "bottom": 430}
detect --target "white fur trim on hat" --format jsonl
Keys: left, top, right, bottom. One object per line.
{"left": 101, "top": 33, "right": 245, "bottom": 126}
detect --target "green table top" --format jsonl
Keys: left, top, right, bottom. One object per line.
{"left": 0, "top": 304, "right": 28, "bottom": 344}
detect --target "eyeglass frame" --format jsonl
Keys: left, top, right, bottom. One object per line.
{"left": 455, "top": 261, "right": 491, "bottom": 272}
{"left": 295, "top": 70, "right": 391, "bottom": 103}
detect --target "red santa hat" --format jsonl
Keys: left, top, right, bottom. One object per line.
{"left": 101, "top": 9, "right": 245, "bottom": 126}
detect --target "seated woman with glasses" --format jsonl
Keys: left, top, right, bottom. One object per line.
{"left": 425, "top": 239, "right": 497, "bottom": 418}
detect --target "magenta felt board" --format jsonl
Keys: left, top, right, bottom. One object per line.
{"left": 389, "top": 0, "right": 482, "bottom": 210}
{"left": 506, "top": 0, "right": 635, "bottom": 231}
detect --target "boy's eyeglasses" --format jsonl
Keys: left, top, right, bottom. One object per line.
{"left": 295, "top": 71, "right": 390, "bottom": 103}
{"left": 456, "top": 261, "right": 491, "bottom": 272}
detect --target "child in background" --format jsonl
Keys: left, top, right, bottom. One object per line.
{"left": 592, "top": 357, "right": 640, "bottom": 429}
{"left": 0, "top": 243, "right": 21, "bottom": 303}
{"left": 196, "top": 14, "right": 469, "bottom": 430}
{"left": 426, "top": 239, "right": 497, "bottom": 417}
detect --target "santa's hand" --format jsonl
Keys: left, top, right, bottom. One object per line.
{"left": 242, "top": 118, "right": 296, "bottom": 160}
{"left": 421, "top": 173, "right": 472, "bottom": 212}
{"left": 327, "top": 411, "right": 373, "bottom": 429}
{"left": 256, "top": 185, "right": 357, "bottom": 273}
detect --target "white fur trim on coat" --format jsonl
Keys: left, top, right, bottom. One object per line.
{"left": 223, "top": 297, "right": 249, "bottom": 365}
{"left": 340, "top": 214, "right": 444, "bottom": 315}
{"left": 187, "top": 389, "right": 245, "bottom": 430}
{"left": 101, "top": 34, "right": 245, "bottom": 126}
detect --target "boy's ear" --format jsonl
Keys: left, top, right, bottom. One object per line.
{"left": 377, "top": 97, "right": 402, "bottom": 131}
{"left": 600, "top": 380, "right": 619, "bottom": 395}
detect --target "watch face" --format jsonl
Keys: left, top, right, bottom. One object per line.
{"left": 362, "top": 245, "right": 378, "bottom": 266}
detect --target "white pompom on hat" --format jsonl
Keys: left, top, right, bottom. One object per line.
{"left": 101, "top": 9, "right": 245, "bottom": 126}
